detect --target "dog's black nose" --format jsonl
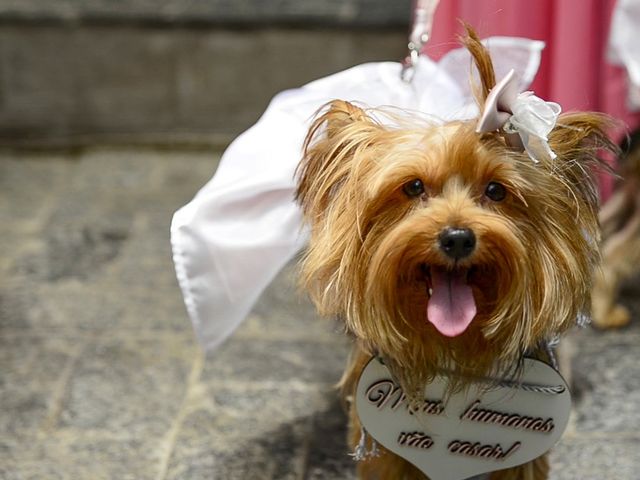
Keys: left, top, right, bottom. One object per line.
{"left": 438, "top": 228, "right": 476, "bottom": 260}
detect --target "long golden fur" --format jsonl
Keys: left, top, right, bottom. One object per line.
{"left": 592, "top": 129, "right": 640, "bottom": 328}
{"left": 295, "top": 26, "right": 616, "bottom": 480}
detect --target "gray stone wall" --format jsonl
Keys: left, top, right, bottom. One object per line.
{"left": 0, "top": 1, "right": 411, "bottom": 144}
{"left": 0, "top": 26, "right": 407, "bottom": 144}
{"left": 0, "top": 0, "right": 411, "bottom": 26}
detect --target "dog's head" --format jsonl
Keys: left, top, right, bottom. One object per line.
{"left": 295, "top": 29, "right": 615, "bottom": 389}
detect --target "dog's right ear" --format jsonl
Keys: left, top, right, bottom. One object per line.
{"left": 322, "top": 100, "right": 371, "bottom": 137}
{"left": 295, "top": 100, "right": 378, "bottom": 218}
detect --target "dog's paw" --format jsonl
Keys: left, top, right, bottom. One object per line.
{"left": 592, "top": 304, "right": 631, "bottom": 329}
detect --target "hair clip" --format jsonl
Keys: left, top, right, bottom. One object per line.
{"left": 477, "top": 69, "right": 561, "bottom": 163}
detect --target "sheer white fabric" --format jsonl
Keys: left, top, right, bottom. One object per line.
{"left": 609, "top": 0, "right": 640, "bottom": 111}
{"left": 171, "top": 37, "right": 544, "bottom": 351}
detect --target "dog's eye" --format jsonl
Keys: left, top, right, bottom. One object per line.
{"left": 403, "top": 179, "right": 425, "bottom": 197}
{"left": 485, "top": 182, "right": 507, "bottom": 201}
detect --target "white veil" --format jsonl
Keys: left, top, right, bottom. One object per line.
{"left": 170, "top": 37, "right": 544, "bottom": 351}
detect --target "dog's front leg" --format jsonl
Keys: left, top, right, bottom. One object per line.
{"left": 348, "top": 406, "right": 429, "bottom": 480}
{"left": 592, "top": 204, "right": 640, "bottom": 328}
{"left": 488, "top": 454, "right": 549, "bottom": 480}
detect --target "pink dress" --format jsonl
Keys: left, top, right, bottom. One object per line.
{"left": 424, "top": 0, "right": 640, "bottom": 197}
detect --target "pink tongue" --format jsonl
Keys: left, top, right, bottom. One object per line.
{"left": 427, "top": 268, "right": 477, "bottom": 337}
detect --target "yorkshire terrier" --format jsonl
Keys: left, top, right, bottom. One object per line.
{"left": 296, "top": 28, "right": 615, "bottom": 480}
{"left": 592, "top": 128, "right": 640, "bottom": 329}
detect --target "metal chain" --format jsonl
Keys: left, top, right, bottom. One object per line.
{"left": 401, "top": 0, "right": 440, "bottom": 82}
{"left": 376, "top": 356, "right": 566, "bottom": 396}
{"left": 494, "top": 378, "right": 566, "bottom": 395}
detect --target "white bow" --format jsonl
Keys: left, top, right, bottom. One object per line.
{"left": 477, "top": 69, "right": 561, "bottom": 163}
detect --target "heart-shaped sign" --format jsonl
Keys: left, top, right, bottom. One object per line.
{"left": 355, "top": 357, "right": 571, "bottom": 480}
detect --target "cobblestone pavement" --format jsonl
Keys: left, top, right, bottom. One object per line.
{"left": 1, "top": 147, "right": 639, "bottom": 479}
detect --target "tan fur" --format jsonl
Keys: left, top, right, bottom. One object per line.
{"left": 592, "top": 132, "right": 640, "bottom": 328}
{"left": 460, "top": 23, "right": 496, "bottom": 103}
{"left": 296, "top": 26, "right": 616, "bottom": 479}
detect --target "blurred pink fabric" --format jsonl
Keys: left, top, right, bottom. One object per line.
{"left": 423, "top": 0, "right": 640, "bottom": 197}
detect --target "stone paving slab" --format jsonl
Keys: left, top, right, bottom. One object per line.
{"left": 1, "top": 147, "right": 639, "bottom": 479}
{"left": 203, "top": 338, "right": 349, "bottom": 385}
{"left": 164, "top": 384, "right": 331, "bottom": 480}
{"left": 1, "top": 333, "right": 81, "bottom": 446}
{"left": 550, "top": 436, "right": 640, "bottom": 480}
{"left": 570, "top": 329, "right": 640, "bottom": 434}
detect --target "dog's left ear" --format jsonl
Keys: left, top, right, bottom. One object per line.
{"left": 547, "top": 112, "right": 618, "bottom": 209}
{"left": 549, "top": 112, "right": 618, "bottom": 173}
{"left": 550, "top": 112, "right": 616, "bottom": 158}
{"left": 295, "top": 101, "right": 379, "bottom": 217}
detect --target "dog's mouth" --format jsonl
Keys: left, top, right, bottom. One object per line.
{"left": 421, "top": 264, "right": 477, "bottom": 337}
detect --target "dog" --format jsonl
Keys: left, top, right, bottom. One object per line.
{"left": 295, "top": 27, "right": 615, "bottom": 480}
{"left": 591, "top": 128, "right": 640, "bottom": 329}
